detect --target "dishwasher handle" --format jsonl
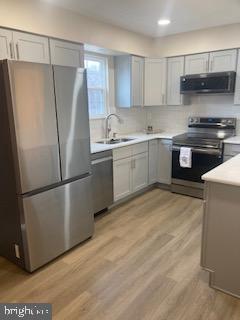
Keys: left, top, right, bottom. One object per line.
{"left": 91, "top": 156, "right": 113, "bottom": 165}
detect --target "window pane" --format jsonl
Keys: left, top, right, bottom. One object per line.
{"left": 84, "top": 55, "right": 108, "bottom": 118}
{"left": 88, "top": 89, "right": 105, "bottom": 117}
{"left": 85, "top": 58, "right": 105, "bottom": 87}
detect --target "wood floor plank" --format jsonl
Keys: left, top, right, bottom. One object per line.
{"left": 0, "top": 188, "right": 240, "bottom": 319}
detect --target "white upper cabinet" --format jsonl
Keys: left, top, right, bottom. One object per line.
{"left": 167, "top": 56, "right": 185, "bottom": 105}
{"left": 209, "top": 49, "right": 237, "bottom": 72}
{"left": 115, "top": 55, "right": 144, "bottom": 108}
{"left": 234, "top": 50, "right": 240, "bottom": 105}
{"left": 144, "top": 58, "right": 167, "bottom": 106}
{"left": 185, "top": 53, "right": 209, "bottom": 75}
{"left": 132, "top": 56, "right": 144, "bottom": 107}
{"left": 49, "top": 39, "right": 84, "bottom": 67}
{"left": 0, "top": 28, "right": 12, "bottom": 60}
{"left": 13, "top": 31, "right": 50, "bottom": 64}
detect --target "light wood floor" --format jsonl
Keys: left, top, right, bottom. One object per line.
{"left": 0, "top": 188, "right": 240, "bottom": 319}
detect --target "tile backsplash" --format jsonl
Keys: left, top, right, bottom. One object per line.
{"left": 90, "top": 95, "right": 240, "bottom": 140}
{"left": 90, "top": 107, "right": 147, "bottom": 141}
{"left": 145, "top": 95, "right": 240, "bottom": 134}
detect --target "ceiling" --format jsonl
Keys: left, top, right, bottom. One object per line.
{"left": 43, "top": 0, "right": 240, "bottom": 38}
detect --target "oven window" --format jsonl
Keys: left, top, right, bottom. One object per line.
{"left": 172, "top": 150, "right": 222, "bottom": 183}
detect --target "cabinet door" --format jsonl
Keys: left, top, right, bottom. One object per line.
{"left": 185, "top": 53, "right": 209, "bottom": 75}
{"left": 114, "top": 55, "right": 131, "bottom": 108}
{"left": 50, "top": 39, "right": 84, "bottom": 67}
{"left": 13, "top": 31, "right": 50, "bottom": 64}
{"left": 167, "top": 56, "right": 184, "bottom": 105}
{"left": 144, "top": 58, "right": 167, "bottom": 106}
{"left": 209, "top": 49, "right": 237, "bottom": 72}
{"left": 148, "top": 140, "right": 158, "bottom": 184}
{"left": 113, "top": 157, "right": 132, "bottom": 201}
{"left": 0, "top": 28, "right": 13, "bottom": 60}
{"left": 132, "top": 152, "right": 148, "bottom": 192}
{"left": 158, "top": 139, "right": 172, "bottom": 185}
{"left": 234, "top": 50, "right": 240, "bottom": 105}
{"left": 131, "top": 56, "right": 144, "bottom": 107}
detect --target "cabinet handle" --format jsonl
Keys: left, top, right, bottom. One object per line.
{"left": 16, "top": 43, "right": 19, "bottom": 60}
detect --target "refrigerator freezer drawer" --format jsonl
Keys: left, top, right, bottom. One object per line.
{"left": 22, "top": 176, "right": 94, "bottom": 271}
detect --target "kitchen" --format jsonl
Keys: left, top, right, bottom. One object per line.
{"left": 1, "top": 0, "right": 240, "bottom": 319}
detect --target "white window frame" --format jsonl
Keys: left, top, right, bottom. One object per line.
{"left": 84, "top": 53, "right": 109, "bottom": 119}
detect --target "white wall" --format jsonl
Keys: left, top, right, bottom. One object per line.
{"left": 152, "top": 23, "right": 240, "bottom": 57}
{"left": 0, "top": 0, "right": 152, "bottom": 57}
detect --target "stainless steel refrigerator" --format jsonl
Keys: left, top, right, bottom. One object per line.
{"left": 0, "top": 60, "right": 94, "bottom": 272}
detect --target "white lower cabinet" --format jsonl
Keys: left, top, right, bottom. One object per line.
{"left": 113, "top": 157, "right": 132, "bottom": 201}
{"left": 223, "top": 143, "right": 240, "bottom": 161}
{"left": 113, "top": 143, "right": 148, "bottom": 202}
{"left": 158, "top": 139, "right": 172, "bottom": 184}
{"left": 113, "top": 140, "right": 173, "bottom": 202}
{"left": 132, "top": 153, "right": 148, "bottom": 192}
{"left": 148, "top": 140, "right": 158, "bottom": 184}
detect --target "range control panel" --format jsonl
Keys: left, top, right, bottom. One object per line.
{"left": 188, "top": 117, "right": 236, "bottom": 128}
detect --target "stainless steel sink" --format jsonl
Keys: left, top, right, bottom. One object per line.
{"left": 96, "top": 138, "right": 134, "bottom": 145}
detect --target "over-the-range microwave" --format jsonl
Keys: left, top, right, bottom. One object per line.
{"left": 180, "top": 71, "right": 236, "bottom": 94}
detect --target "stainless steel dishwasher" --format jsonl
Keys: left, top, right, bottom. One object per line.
{"left": 91, "top": 150, "right": 113, "bottom": 214}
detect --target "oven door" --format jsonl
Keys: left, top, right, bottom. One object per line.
{"left": 172, "top": 145, "right": 223, "bottom": 185}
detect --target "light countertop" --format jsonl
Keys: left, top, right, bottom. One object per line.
{"left": 91, "top": 131, "right": 184, "bottom": 154}
{"left": 202, "top": 154, "right": 240, "bottom": 186}
{"left": 224, "top": 136, "right": 240, "bottom": 144}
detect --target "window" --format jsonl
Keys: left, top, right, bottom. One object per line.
{"left": 84, "top": 54, "right": 108, "bottom": 119}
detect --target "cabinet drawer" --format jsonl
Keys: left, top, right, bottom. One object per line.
{"left": 224, "top": 144, "right": 240, "bottom": 156}
{"left": 113, "top": 146, "right": 132, "bottom": 161}
{"left": 149, "top": 139, "right": 158, "bottom": 147}
{"left": 161, "top": 139, "right": 172, "bottom": 145}
{"left": 132, "top": 142, "right": 148, "bottom": 155}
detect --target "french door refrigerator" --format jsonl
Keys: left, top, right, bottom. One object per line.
{"left": 0, "top": 60, "right": 94, "bottom": 272}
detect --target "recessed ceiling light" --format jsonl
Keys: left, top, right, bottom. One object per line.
{"left": 158, "top": 19, "right": 171, "bottom": 26}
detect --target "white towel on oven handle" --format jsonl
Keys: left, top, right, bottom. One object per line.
{"left": 179, "top": 147, "right": 192, "bottom": 168}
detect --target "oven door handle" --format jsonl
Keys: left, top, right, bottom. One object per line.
{"left": 172, "top": 145, "right": 222, "bottom": 156}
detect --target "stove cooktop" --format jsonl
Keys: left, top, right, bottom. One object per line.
{"left": 172, "top": 132, "right": 233, "bottom": 149}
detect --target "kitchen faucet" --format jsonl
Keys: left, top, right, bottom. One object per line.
{"left": 105, "top": 113, "right": 123, "bottom": 139}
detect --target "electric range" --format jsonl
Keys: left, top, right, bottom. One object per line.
{"left": 171, "top": 117, "right": 236, "bottom": 198}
